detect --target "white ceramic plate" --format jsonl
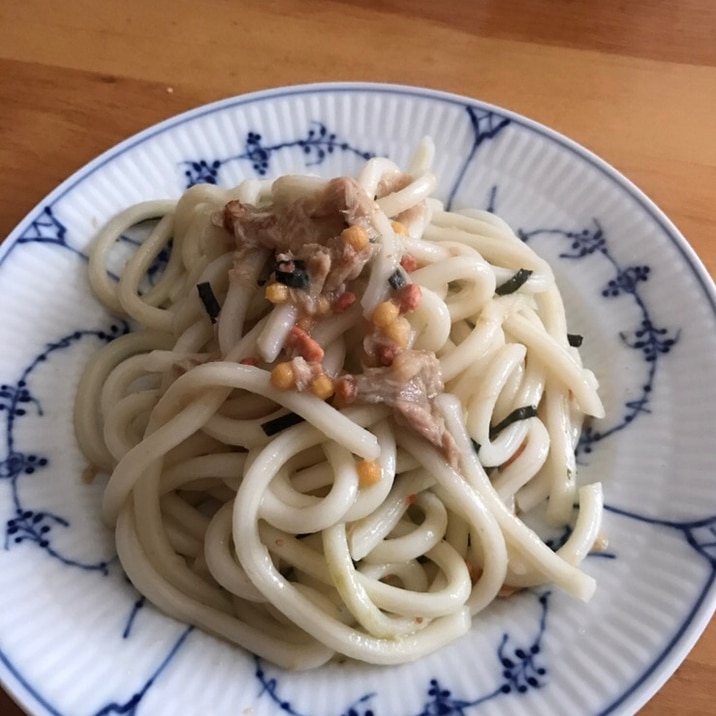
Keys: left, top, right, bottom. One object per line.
{"left": 0, "top": 83, "right": 714, "bottom": 716}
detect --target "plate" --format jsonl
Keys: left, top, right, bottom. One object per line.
{"left": 0, "top": 82, "right": 714, "bottom": 716}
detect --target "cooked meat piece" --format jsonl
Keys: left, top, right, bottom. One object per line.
{"left": 303, "top": 248, "right": 331, "bottom": 293}
{"left": 228, "top": 246, "right": 269, "bottom": 285}
{"left": 290, "top": 357, "right": 323, "bottom": 391}
{"left": 222, "top": 177, "right": 378, "bottom": 254}
{"left": 221, "top": 177, "right": 379, "bottom": 315}
{"left": 320, "top": 236, "right": 371, "bottom": 293}
{"left": 221, "top": 202, "right": 282, "bottom": 250}
{"left": 395, "top": 400, "right": 458, "bottom": 464}
{"left": 363, "top": 329, "right": 401, "bottom": 367}
{"left": 338, "top": 350, "right": 459, "bottom": 465}
{"left": 317, "top": 177, "right": 379, "bottom": 240}
{"left": 220, "top": 173, "right": 458, "bottom": 466}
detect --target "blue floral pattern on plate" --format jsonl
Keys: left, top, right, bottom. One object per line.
{"left": 0, "top": 85, "right": 713, "bottom": 716}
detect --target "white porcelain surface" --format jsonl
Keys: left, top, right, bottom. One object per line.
{"left": 0, "top": 83, "right": 714, "bottom": 716}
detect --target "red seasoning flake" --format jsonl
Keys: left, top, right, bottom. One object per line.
{"left": 332, "top": 291, "right": 357, "bottom": 313}
{"left": 400, "top": 254, "right": 419, "bottom": 273}
{"left": 377, "top": 343, "right": 399, "bottom": 367}
{"left": 407, "top": 493, "right": 417, "bottom": 506}
{"left": 396, "top": 283, "right": 422, "bottom": 314}
{"left": 239, "top": 356, "right": 259, "bottom": 366}
{"left": 286, "top": 326, "right": 325, "bottom": 362}
{"left": 333, "top": 376, "right": 358, "bottom": 408}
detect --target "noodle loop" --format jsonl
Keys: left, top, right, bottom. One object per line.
{"left": 75, "top": 149, "right": 604, "bottom": 668}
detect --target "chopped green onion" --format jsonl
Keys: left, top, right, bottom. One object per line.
{"left": 489, "top": 405, "right": 538, "bottom": 440}
{"left": 261, "top": 412, "right": 305, "bottom": 436}
{"left": 197, "top": 282, "right": 221, "bottom": 323}
{"left": 495, "top": 268, "right": 532, "bottom": 296}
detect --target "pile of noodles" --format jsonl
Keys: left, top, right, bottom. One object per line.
{"left": 74, "top": 141, "right": 604, "bottom": 669}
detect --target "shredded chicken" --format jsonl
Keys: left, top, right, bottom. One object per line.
{"left": 221, "top": 177, "right": 377, "bottom": 251}
{"left": 290, "top": 356, "right": 324, "bottom": 391}
{"left": 221, "top": 177, "right": 379, "bottom": 314}
{"left": 362, "top": 329, "right": 400, "bottom": 367}
{"left": 336, "top": 350, "right": 459, "bottom": 465}
{"left": 219, "top": 174, "right": 458, "bottom": 464}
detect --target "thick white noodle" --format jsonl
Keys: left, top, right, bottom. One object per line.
{"left": 76, "top": 152, "right": 605, "bottom": 668}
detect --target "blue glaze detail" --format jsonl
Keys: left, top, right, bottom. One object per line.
{"left": 182, "top": 123, "right": 374, "bottom": 187}
{"left": 446, "top": 107, "right": 511, "bottom": 210}
{"left": 14, "top": 207, "right": 169, "bottom": 283}
{"left": 606, "top": 505, "right": 716, "bottom": 568}
{"left": 118, "top": 232, "right": 172, "bottom": 286}
{"left": 16, "top": 206, "right": 88, "bottom": 262}
{"left": 254, "top": 593, "right": 549, "bottom": 716}
{"left": 10, "top": 204, "right": 166, "bottom": 287}
{"left": 485, "top": 185, "right": 498, "bottom": 213}
{"left": 92, "top": 627, "right": 193, "bottom": 716}
{"left": 415, "top": 595, "right": 548, "bottom": 715}
{"left": 255, "top": 663, "right": 376, "bottom": 716}
{"left": 518, "top": 220, "right": 680, "bottom": 458}
{"left": 545, "top": 525, "right": 616, "bottom": 560}
{"left": 123, "top": 596, "right": 146, "bottom": 639}
{"left": 0, "top": 627, "right": 193, "bottom": 716}
{"left": 595, "top": 508, "right": 716, "bottom": 715}
{"left": 1, "top": 325, "right": 128, "bottom": 573}
{"left": 0, "top": 86, "right": 713, "bottom": 716}
{"left": 0, "top": 322, "right": 195, "bottom": 713}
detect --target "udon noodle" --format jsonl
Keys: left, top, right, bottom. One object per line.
{"left": 74, "top": 141, "right": 604, "bottom": 669}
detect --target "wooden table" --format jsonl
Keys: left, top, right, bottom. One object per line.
{"left": 0, "top": 1, "right": 714, "bottom": 714}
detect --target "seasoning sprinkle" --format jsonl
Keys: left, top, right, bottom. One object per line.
{"left": 568, "top": 333, "right": 584, "bottom": 347}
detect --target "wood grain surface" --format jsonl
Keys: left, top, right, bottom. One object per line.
{"left": 0, "top": 1, "right": 714, "bottom": 714}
